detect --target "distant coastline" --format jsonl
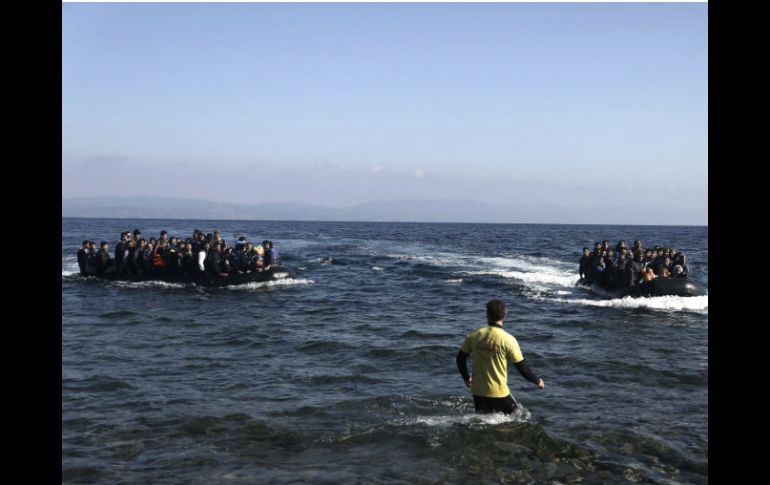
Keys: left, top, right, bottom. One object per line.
{"left": 62, "top": 196, "right": 707, "bottom": 226}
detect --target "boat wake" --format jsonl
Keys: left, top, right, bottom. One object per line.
{"left": 380, "top": 245, "right": 707, "bottom": 313}
{"left": 224, "top": 278, "right": 315, "bottom": 291}
{"left": 540, "top": 294, "right": 708, "bottom": 312}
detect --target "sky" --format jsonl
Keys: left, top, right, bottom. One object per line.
{"left": 62, "top": 2, "right": 708, "bottom": 224}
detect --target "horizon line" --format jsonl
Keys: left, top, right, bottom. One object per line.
{"left": 61, "top": 215, "right": 708, "bottom": 228}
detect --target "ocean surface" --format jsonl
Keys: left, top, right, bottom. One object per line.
{"left": 62, "top": 218, "right": 708, "bottom": 484}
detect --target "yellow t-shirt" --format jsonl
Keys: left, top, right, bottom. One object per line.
{"left": 460, "top": 325, "right": 524, "bottom": 398}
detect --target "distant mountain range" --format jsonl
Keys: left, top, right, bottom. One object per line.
{"left": 62, "top": 196, "right": 705, "bottom": 225}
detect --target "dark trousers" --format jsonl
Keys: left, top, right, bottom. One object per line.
{"left": 473, "top": 394, "right": 517, "bottom": 414}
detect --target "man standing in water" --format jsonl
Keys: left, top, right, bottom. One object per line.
{"left": 456, "top": 300, "right": 545, "bottom": 414}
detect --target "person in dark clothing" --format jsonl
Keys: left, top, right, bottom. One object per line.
{"left": 133, "top": 229, "right": 142, "bottom": 243}
{"left": 190, "top": 232, "right": 201, "bottom": 252}
{"left": 82, "top": 241, "right": 98, "bottom": 276}
{"left": 610, "top": 254, "right": 628, "bottom": 288}
{"left": 456, "top": 300, "right": 544, "bottom": 415}
{"left": 166, "top": 241, "right": 181, "bottom": 273}
{"left": 180, "top": 242, "right": 195, "bottom": 276}
{"left": 615, "top": 240, "right": 626, "bottom": 254}
{"left": 223, "top": 247, "right": 235, "bottom": 274}
{"left": 236, "top": 243, "right": 254, "bottom": 273}
{"left": 657, "top": 256, "right": 673, "bottom": 275}
{"left": 141, "top": 241, "right": 155, "bottom": 274}
{"left": 235, "top": 237, "right": 248, "bottom": 253}
{"left": 206, "top": 243, "right": 229, "bottom": 277}
{"left": 676, "top": 254, "right": 689, "bottom": 276}
{"left": 602, "top": 252, "right": 616, "bottom": 288}
{"left": 213, "top": 230, "right": 224, "bottom": 248}
{"left": 592, "top": 254, "right": 606, "bottom": 283}
{"left": 131, "top": 239, "right": 146, "bottom": 275}
{"left": 125, "top": 240, "right": 138, "bottom": 275}
{"left": 77, "top": 240, "right": 89, "bottom": 275}
{"left": 114, "top": 232, "right": 130, "bottom": 275}
{"left": 263, "top": 240, "right": 280, "bottom": 269}
{"left": 95, "top": 241, "right": 112, "bottom": 275}
{"left": 579, "top": 247, "right": 590, "bottom": 281}
{"left": 628, "top": 252, "right": 646, "bottom": 286}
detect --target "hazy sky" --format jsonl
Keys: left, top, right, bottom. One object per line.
{"left": 62, "top": 3, "right": 707, "bottom": 223}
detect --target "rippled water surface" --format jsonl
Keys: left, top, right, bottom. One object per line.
{"left": 62, "top": 219, "right": 708, "bottom": 483}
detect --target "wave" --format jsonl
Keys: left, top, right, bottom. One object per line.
{"left": 543, "top": 294, "right": 709, "bottom": 312}
{"left": 63, "top": 273, "right": 312, "bottom": 290}
{"left": 476, "top": 255, "right": 575, "bottom": 274}
{"left": 110, "top": 280, "right": 189, "bottom": 289}
{"left": 326, "top": 395, "right": 533, "bottom": 445}
{"left": 388, "top": 409, "right": 530, "bottom": 429}
{"left": 462, "top": 269, "right": 578, "bottom": 287}
{"left": 62, "top": 274, "right": 190, "bottom": 288}
{"left": 62, "top": 255, "right": 80, "bottom": 276}
{"left": 224, "top": 278, "right": 314, "bottom": 291}
{"left": 384, "top": 251, "right": 577, "bottom": 289}
{"left": 382, "top": 247, "right": 707, "bottom": 314}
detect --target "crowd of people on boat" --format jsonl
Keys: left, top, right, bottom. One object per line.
{"left": 579, "top": 239, "right": 690, "bottom": 289}
{"left": 76, "top": 228, "right": 281, "bottom": 278}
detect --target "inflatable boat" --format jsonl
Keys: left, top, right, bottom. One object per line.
{"left": 578, "top": 277, "right": 707, "bottom": 298}
{"left": 86, "top": 267, "right": 295, "bottom": 287}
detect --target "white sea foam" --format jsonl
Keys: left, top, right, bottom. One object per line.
{"left": 544, "top": 294, "right": 709, "bottom": 312}
{"left": 385, "top": 251, "right": 578, "bottom": 290}
{"left": 477, "top": 255, "right": 573, "bottom": 274}
{"left": 383, "top": 252, "right": 468, "bottom": 269}
{"left": 462, "top": 269, "right": 579, "bottom": 287}
{"left": 386, "top": 395, "right": 531, "bottom": 427}
{"left": 372, "top": 266, "right": 384, "bottom": 272}
{"left": 62, "top": 256, "right": 80, "bottom": 276}
{"left": 390, "top": 409, "right": 530, "bottom": 428}
{"left": 382, "top": 247, "right": 707, "bottom": 313}
{"left": 224, "top": 278, "right": 314, "bottom": 291}
{"left": 110, "top": 280, "right": 189, "bottom": 289}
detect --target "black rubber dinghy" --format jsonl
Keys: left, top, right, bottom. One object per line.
{"left": 579, "top": 277, "right": 707, "bottom": 298}
{"left": 88, "top": 268, "right": 295, "bottom": 287}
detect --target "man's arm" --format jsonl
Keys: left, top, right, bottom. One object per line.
{"left": 514, "top": 360, "right": 544, "bottom": 389}
{"left": 456, "top": 350, "right": 472, "bottom": 388}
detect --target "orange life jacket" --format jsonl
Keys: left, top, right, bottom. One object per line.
{"left": 642, "top": 268, "right": 654, "bottom": 282}
{"left": 152, "top": 247, "right": 167, "bottom": 267}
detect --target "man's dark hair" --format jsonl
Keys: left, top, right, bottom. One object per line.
{"left": 82, "top": 240, "right": 89, "bottom": 246}
{"left": 486, "top": 299, "right": 506, "bottom": 324}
